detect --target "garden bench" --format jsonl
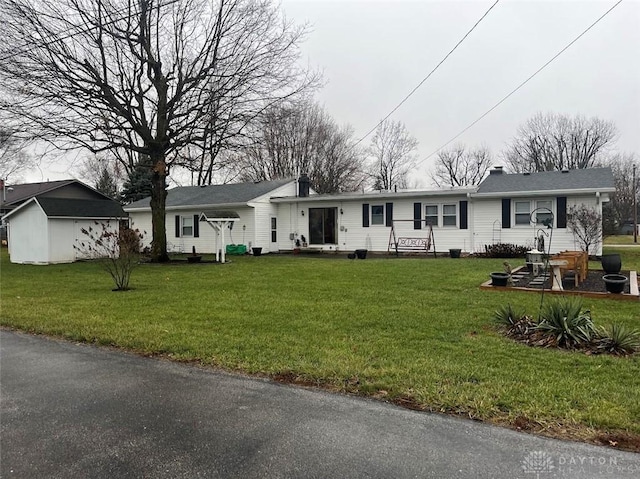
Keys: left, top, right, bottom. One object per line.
{"left": 551, "top": 250, "right": 588, "bottom": 286}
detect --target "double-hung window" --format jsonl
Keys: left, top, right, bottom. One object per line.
{"left": 442, "top": 204, "right": 457, "bottom": 227}
{"left": 371, "top": 205, "right": 384, "bottom": 225}
{"left": 515, "top": 201, "right": 531, "bottom": 225}
{"left": 536, "top": 200, "right": 553, "bottom": 226}
{"left": 181, "top": 216, "right": 194, "bottom": 236}
{"left": 425, "top": 205, "right": 438, "bottom": 226}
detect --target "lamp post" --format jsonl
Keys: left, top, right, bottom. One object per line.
{"left": 634, "top": 163, "right": 637, "bottom": 244}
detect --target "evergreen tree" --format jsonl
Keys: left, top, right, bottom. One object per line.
{"left": 95, "top": 166, "right": 119, "bottom": 201}
{"left": 121, "top": 159, "right": 153, "bottom": 204}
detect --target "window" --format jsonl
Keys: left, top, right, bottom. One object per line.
{"left": 536, "top": 200, "right": 553, "bottom": 226}
{"left": 425, "top": 205, "right": 438, "bottom": 226}
{"left": 181, "top": 216, "right": 193, "bottom": 236}
{"left": 270, "top": 217, "right": 277, "bottom": 243}
{"left": 515, "top": 201, "right": 531, "bottom": 225}
{"left": 442, "top": 204, "right": 457, "bottom": 227}
{"left": 371, "top": 205, "right": 384, "bottom": 225}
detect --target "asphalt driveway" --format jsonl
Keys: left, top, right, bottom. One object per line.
{"left": 1, "top": 330, "right": 638, "bottom": 478}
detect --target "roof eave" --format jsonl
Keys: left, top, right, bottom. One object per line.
{"left": 270, "top": 188, "right": 477, "bottom": 203}
{"left": 124, "top": 202, "right": 250, "bottom": 212}
{"left": 471, "top": 187, "right": 616, "bottom": 198}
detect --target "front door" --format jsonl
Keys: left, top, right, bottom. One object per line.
{"left": 309, "top": 208, "right": 337, "bottom": 245}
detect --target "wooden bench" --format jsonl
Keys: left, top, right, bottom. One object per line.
{"left": 551, "top": 250, "right": 588, "bottom": 286}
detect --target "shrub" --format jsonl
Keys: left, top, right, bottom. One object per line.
{"left": 493, "top": 303, "right": 524, "bottom": 327}
{"left": 536, "top": 297, "right": 595, "bottom": 348}
{"left": 73, "top": 220, "right": 145, "bottom": 291}
{"left": 597, "top": 324, "right": 640, "bottom": 356}
{"left": 483, "top": 243, "right": 529, "bottom": 258}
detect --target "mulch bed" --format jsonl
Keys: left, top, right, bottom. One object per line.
{"left": 512, "top": 269, "right": 633, "bottom": 295}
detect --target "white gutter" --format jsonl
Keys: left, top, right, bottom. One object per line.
{"left": 124, "top": 202, "right": 250, "bottom": 212}
{"left": 470, "top": 187, "right": 616, "bottom": 198}
{"left": 271, "top": 188, "right": 477, "bottom": 203}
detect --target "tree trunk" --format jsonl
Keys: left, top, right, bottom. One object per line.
{"left": 149, "top": 154, "right": 169, "bottom": 262}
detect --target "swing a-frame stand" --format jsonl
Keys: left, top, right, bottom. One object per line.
{"left": 387, "top": 219, "right": 436, "bottom": 257}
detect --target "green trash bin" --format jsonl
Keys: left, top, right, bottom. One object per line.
{"left": 225, "top": 244, "right": 247, "bottom": 255}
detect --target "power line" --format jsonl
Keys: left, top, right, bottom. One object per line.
{"left": 352, "top": 0, "right": 500, "bottom": 148}
{"left": 418, "top": 0, "right": 623, "bottom": 166}
{"left": 0, "top": 0, "right": 180, "bottom": 64}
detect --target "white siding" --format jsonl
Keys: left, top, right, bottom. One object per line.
{"left": 7, "top": 201, "right": 49, "bottom": 264}
{"left": 276, "top": 194, "right": 472, "bottom": 253}
{"left": 48, "top": 218, "right": 79, "bottom": 263}
{"left": 471, "top": 194, "right": 604, "bottom": 255}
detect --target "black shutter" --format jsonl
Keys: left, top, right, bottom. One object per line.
{"left": 193, "top": 214, "right": 200, "bottom": 237}
{"left": 385, "top": 202, "right": 393, "bottom": 227}
{"left": 557, "top": 196, "right": 567, "bottom": 228}
{"left": 362, "top": 203, "right": 370, "bottom": 227}
{"left": 501, "top": 198, "right": 511, "bottom": 229}
{"left": 459, "top": 200, "right": 468, "bottom": 230}
{"left": 175, "top": 215, "right": 181, "bottom": 237}
{"left": 413, "top": 202, "right": 422, "bottom": 230}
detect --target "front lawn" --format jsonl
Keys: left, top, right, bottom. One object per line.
{"left": 1, "top": 248, "right": 639, "bottom": 449}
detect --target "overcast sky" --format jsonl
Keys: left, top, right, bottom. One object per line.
{"left": 26, "top": 0, "right": 640, "bottom": 187}
{"left": 280, "top": 0, "right": 640, "bottom": 187}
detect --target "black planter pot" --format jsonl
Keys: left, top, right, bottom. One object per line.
{"left": 601, "top": 254, "right": 622, "bottom": 274}
{"left": 355, "top": 249, "right": 368, "bottom": 259}
{"left": 449, "top": 248, "right": 462, "bottom": 258}
{"left": 603, "top": 274, "right": 628, "bottom": 294}
{"left": 252, "top": 247, "right": 263, "bottom": 256}
{"left": 490, "top": 272, "right": 510, "bottom": 287}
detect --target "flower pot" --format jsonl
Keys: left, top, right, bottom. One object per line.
{"left": 252, "top": 247, "right": 263, "bottom": 256}
{"left": 355, "top": 249, "right": 368, "bottom": 259}
{"left": 490, "top": 272, "right": 510, "bottom": 287}
{"left": 601, "top": 254, "right": 621, "bottom": 274}
{"left": 602, "top": 274, "right": 627, "bottom": 294}
{"left": 449, "top": 248, "right": 462, "bottom": 258}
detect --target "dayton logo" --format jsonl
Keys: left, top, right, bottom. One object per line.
{"left": 522, "top": 451, "right": 555, "bottom": 478}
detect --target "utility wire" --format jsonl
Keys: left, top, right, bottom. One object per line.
{"left": 418, "top": 0, "right": 623, "bottom": 166}
{"left": 352, "top": 0, "right": 500, "bottom": 148}
{"left": 0, "top": 0, "right": 180, "bottom": 64}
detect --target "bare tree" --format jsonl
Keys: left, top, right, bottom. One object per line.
{"left": 603, "top": 152, "right": 638, "bottom": 234}
{"left": 430, "top": 144, "right": 492, "bottom": 187}
{"left": 503, "top": 113, "right": 617, "bottom": 173}
{"left": 0, "top": 126, "right": 35, "bottom": 181}
{"left": 231, "top": 101, "right": 367, "bottom": 193}
{"left": 368, "top": 120, "right": 417, "bottom": 191}
{"left": 567, "top": 204, "right": 602, "bottom": 254}
{"left": 0, "top": 0, "right": 317, "bottom": 261}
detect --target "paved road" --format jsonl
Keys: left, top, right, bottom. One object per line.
{"left": 1, "top": 330, "right": 638, "bottom": 478}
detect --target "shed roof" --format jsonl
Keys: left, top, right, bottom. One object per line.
{"left": 199, "top": 210, "right": 240, "bottom": 221}
{"left": 476, "top": 167, "right": 615, "bottom": 195}
{"left": 125, "top": 178, "right": 294, "bottom": 210}
{"left": 36, "top": 197, "right": 126, "bottom": 218}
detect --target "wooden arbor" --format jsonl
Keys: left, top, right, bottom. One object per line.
{"left": 387, "top": 219, "right": 436, "bottom": 257}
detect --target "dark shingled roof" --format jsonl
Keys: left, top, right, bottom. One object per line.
{"left": 36, "top": 197, "right": 126, "bottom": 218}
{"left": 125, "top": 178, "right": 294, "bottom": 209}
{"left": 2, "top": 179, "right": 80, "bottom": 206}
{"left": 476, "top": 167, "right": 615, "bottom": 195}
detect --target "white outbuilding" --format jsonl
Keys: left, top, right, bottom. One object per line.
{"left": 4, "top": 196, "right": 125, "bottom": 264}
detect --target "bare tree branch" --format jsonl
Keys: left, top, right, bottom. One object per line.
{"left": 0, "top": 0, "right": 319, "bottom": 260}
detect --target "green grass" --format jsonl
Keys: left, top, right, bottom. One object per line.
{"left": 604, "top": 235, "right": 640, "bottom": 245}
{"left": 1, "top": 248, "right": 639, "bottom": 444}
